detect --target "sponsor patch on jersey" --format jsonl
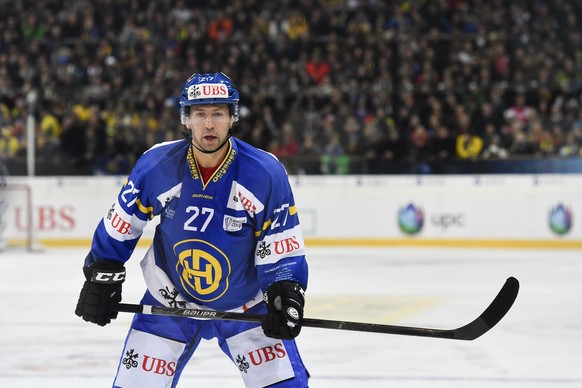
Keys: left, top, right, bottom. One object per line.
{"left": 187, "top": 83, "right": 229, "bottom": 100}
{"left": 225, "top": 326, "right": 294, "bottom": 387}
{"left": 156, "top": 183, "right": 182, "bottom": 207}
{"left": 226, "top": 181, "right": 264, "bottom": 217}
{"left": 223, "top": 215, "right": 247, "bottom": 232}
{"left": 254, "top": 224, "right": 305, "bottom": 264}
{"left": 104, "top": 199, "right": 145, "bottom": 241}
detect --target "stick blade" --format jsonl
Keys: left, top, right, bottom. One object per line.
{"left": 452, "top": 276, "right": 519, "bottom": 340}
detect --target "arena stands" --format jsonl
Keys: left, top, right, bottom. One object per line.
{"left": 1, "top": 0, "right": 581, "bottom": 175}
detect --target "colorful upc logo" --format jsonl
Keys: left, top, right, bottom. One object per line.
{"left": 398, "top": 203, "right": 424, "bottom": 235}
{"left": 548, "top": 203, "right": 572, "bottom": 235}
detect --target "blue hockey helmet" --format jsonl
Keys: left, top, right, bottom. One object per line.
{"left": 179, "top": 72, "right": 239, "bottom": 124}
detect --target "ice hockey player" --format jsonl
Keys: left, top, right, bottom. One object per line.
{"left": 75, "top": 72, "right": 310, "bottom": 387}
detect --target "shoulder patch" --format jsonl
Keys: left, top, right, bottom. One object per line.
{"left": 226, "top": 181, "right": 264, "bottom": 218}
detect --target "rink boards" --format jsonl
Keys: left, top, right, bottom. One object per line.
{"left": 2, "top": 174, "right": 582, "bottom": 249}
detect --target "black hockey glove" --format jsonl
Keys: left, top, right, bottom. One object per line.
{"left": 75, "top": 260, "right": 125, "bottom": 326}
{"left": 262, "top": 281, "right": 305, "bottom": 340}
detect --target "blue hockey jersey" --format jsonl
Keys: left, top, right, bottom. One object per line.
{"left": 86, "top": 138, "right": 308, "bottom": 311}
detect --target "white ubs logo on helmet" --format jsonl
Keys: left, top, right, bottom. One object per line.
{"left": 187, "top": 84, "right": 229, "bottom": 100}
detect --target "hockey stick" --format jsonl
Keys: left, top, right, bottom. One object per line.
{"left": 117, "top": 276, "right": 519, "bottom": 341}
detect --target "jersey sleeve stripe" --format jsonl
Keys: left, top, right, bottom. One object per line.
{"left": 254, "top": 205, "right": 297, "bottom": 237}
{"left": 255, "top": 219, "right": 273, "bottom": 237}
{"left": 136, "top": 198, "right": 154, "bottom": 218}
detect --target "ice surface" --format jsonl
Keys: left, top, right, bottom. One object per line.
{"left": 1, "top": 246, "right": 581, "bottom": 387}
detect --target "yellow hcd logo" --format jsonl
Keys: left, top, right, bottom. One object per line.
{"left": 173, "top": 239, "right": 231, "bottom": 302}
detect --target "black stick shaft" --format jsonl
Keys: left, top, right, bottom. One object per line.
{"left": 117, "top": 277, "right": 519, "bottom": 341}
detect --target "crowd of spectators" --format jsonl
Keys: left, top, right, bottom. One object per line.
{"left": 1, "top": 0, "right": 582, "bottom": 175}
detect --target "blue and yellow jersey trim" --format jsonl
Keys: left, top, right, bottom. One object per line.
{"left": 254, "top": 205, "right": 298, "bottom": 237}
{"left": 187, "top": 139, "right": 237, "bottom": 190}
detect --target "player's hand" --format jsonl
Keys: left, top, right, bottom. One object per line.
{"left": 262, "top": 281, "right": 305, "bottom": 340}
{"left": 75, "top": 260, "right": 125, "bottom": 326}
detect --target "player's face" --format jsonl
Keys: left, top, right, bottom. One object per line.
{"left": 186, "top": 105, "right": 233, "bottom": 152}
